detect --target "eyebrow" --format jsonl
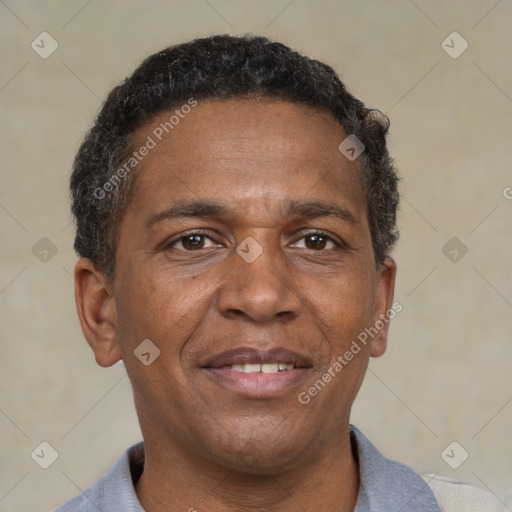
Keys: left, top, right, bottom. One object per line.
{"left": 287, "top": 200, "right": 356, "bottom": 224}
{"left": 145, "top": 199, "right": 356, "bottom": 229}
{"left": 145, "top": 200, "right": 230, "bottom": 229}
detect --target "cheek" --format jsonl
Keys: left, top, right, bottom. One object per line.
{"left": 113, "top": 261, "right": 222, "bottom": 372}
{"left": 304, "top": 265, "right": 376, "bottom": 338}
{"left": 113, "top": 273, "right": 207, "bottom": 407}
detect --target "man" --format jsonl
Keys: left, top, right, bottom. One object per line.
{"left": 57, "top": 35, "right": 503, "bottom": 511}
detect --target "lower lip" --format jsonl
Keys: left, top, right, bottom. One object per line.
{"left": 203, "top": 368, "right": 309, "bottom": 398}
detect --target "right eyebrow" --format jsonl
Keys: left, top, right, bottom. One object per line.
{"left": 145, "top": 200, "right": 230, "bottom": 230}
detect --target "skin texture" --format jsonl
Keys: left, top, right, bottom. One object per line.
{"left": 74, "top": 99, "right": 396, "bottom": 512}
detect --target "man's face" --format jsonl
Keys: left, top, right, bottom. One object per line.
{"left": 108, "top": 99, "right": 395, "bottom": 472}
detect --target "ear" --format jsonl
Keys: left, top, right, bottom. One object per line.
{"left": 74, "top": 258, "right": 122, "bottom": 367}
{"left": 370, "top": 257, "right": 397, "bottom": 358}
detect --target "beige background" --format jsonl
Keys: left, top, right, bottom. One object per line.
{"left": 1, "top": 1, "right": 511, "bottom": 510}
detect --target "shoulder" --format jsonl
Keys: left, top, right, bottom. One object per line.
{"left": 53, "top": 442, "right": 145, "bottom": 512}
{"left": 54, "top": 493, "right": 92, "bottom": 512}
{"left": 420, "top": 473, "right": 509, "bottom": 512}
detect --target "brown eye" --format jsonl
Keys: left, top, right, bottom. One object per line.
{"left": 290, "top": 232, "right": 339, "bottom": 251}
{"left": 181, "top": 234, "right": 205, "bottom": 250}
{"left": 304, "top": 234, "right": 328, "bottom": 250}
{"left": 164, "top": 231, "right": 223, "bottom": 252}
{"left": 170, "top": 234, "right": 215, "bottom": 251}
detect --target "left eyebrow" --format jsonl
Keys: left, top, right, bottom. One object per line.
{"left": 285, "top": 200, "right": 357, "bottom": 225}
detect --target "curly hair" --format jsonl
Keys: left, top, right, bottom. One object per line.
{"left": 71, "top": 34, "right": 399, "bottom": 280}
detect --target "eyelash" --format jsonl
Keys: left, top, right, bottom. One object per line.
{"left": 163, "top": 229, "right": 346, "bottom": 251}
{"left": 163, "top": 229, "right": 219, "bottom": 251}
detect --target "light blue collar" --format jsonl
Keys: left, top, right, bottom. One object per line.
{"left": 56, "top": 426, "right": 441, "bottom": 511}
{"left": 351, "top": 425, "right": 441, "bottom": 511}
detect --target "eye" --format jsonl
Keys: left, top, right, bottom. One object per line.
{"left": 291, "top": 232, "right": 339, "bottom": 251}
{"left": 165, "top": 232, "right": 220, "bottom": 251}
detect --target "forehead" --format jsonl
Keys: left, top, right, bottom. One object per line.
{"left": 126, "top": 99, "right": 366, "bottom": 220}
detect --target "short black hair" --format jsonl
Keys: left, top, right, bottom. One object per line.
{"left": 71, "top": 34, "right": 399, "bottom": 280}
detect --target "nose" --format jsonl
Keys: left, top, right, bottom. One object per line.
{"left": 217, "top": 239, "right": 302, "bottom": 324}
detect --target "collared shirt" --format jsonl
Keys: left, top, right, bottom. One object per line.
{"left": 55, "top": 425, "right": 505, "bottom": 511}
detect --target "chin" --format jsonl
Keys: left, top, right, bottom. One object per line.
{"left": 201, "top": 422, "right": 314, "bottom": 475}
{"left": 218, "top": 444, "right": 308, "bottom": 476}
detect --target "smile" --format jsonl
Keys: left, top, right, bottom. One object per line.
{"left": 228, "top": 363, "right": 295, "bottom": 373}
{"left": 201, "top": 348, "right": 311, "bottom": 398}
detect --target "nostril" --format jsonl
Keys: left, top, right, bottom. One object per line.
{"left": 228, "top": 308, "right": 246, "bottom": 317}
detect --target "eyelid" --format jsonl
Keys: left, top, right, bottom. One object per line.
{"left": 162, "top": 229, "right": 220, "bottom": 250}
{"left": 291, "top": 229, "right": 349, "bottom": 249}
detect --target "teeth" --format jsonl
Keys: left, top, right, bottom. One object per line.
{"left": 244, "top": 364, "right": 261, "bottom": 373}
{"left": 229, "top": 363, "right": 294, "bottom": 373}
{"left": 261, "top": 363, "right": 279, "bottom": 373}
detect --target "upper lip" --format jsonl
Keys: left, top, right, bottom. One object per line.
{"left": 203, "top": 347, "right": 312, "bottom": 369}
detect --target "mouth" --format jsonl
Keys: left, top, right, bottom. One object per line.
{"left": 201, "top": 348, "right": 311, "bottom": 398}
{"left": 228, "top": 362, "right": 296, "bottom": 373}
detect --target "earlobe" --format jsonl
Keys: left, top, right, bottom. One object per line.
{"left": 74, "top": 258, "right": 122, "bottom": 367}
{"left": 370, "top": 257, "right": 397, "bottom": 358}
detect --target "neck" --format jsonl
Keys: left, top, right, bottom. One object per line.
{"left": 135, "top": 425, "right": 359, "bottom": 512}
